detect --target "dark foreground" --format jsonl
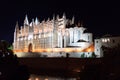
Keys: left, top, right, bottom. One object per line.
{"left": 18, "top": 57, "right": 120, "bottom": 80}
{"left": 18, "top": 58, "right": 120, "bottom": 80}
{"left": 18, "top": 58, "right": 101, "bottom": 77}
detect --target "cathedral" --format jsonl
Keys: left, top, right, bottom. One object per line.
{"left": 13, "top": 13, "right": 94, "bottom": 57}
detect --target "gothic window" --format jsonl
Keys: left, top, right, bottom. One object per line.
{"left": 96, "top": 41, "right": 98, "bottom": 43}
{"left": 28, "top": 43, "right": 32, "bottom": 52}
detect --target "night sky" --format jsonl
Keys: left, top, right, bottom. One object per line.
{"left": 0, "top": 0, "right": 120, "bottom": 44}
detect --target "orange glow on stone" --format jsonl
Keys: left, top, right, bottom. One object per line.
{"left": 13, "top": 44, "right": 94, "bottom": 53}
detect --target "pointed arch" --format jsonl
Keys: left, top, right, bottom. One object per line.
{"left": 28, "top": 43, "right": 32, "bottom": 52}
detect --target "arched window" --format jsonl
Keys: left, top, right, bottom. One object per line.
{"left": 28, "top": 43, "right": 32, "bottom": 52}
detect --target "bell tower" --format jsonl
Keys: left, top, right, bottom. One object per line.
{"left": 13, "top": 21, "right": 19, "bottom": 50}
{"left": 24, "top": 14, "right": 29, "bottom": 26}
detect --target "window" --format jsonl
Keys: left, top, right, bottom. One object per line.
{"left": 102, "top": 39, "right": 104, "bottom": 42}
{"left": 102, "top": 38, "right": 110, "bottom": 43}
{"left": 104, "top": 39, "right": 107, "bottom": 42}
{"left": 97, "top": 49, "right": 99, "bottom": 51}
{"left": 107, "top": 38, "right": 110, "bottom": 42}
{"left": 96, "top": 41, "right": 98, "bottom": 43}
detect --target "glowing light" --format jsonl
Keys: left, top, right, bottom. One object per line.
{"left": 87, "top": 48, "right": 91, "bottom": 52}
{"left": 107, "top": 38, "right": 110, "bottom": 42}
{"left": 34, "top": 28, "right": 39, "bottom": 34}
{"left": 28, "top": 78, "right": 31, "bottom": 80}
{"left": 102, "top": 39, "right": 104, "bottom": 42}
{"left": 104, "top": 39, "right": 107, "bottom": 42}
{"left": 13, "top": 44, "right": 94, "bottom": 57}
{"left": 65, "top": 48, "right": 73, "bottom": 52}
{"left": 7, "top": 52, "right": 10, "bottom": 55}
{"left": 35, "top": 78, "right": 39, "bottom": 80}
{"left": 73, "top": 69, "right": 81, "bottom": 72}
{"left": 2, "top": 54, "right": 5, "bottom": 57}
{"left": 45, "top": 78, "right": 48, "bottom": 80}
{"left": 76, "top": 48, "right": 83, "bottom": 52}
{"left": 102, "top": 38, "right": 110, "bottom": 43}
{"left": 83, "top": 44, "right": 94, "bottom": 52}
{"left": 54, "top": 48, "right": 59, "bottom": 52}
{"left": 46, "top": 48, "right": 52, "bottom": 52}
{"left": 14, "top": 47, "right": 94, "bottom": 53}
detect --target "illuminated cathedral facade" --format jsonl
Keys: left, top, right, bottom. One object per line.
{"left": 13, "top": 14, "right": 94, "bottom": 57}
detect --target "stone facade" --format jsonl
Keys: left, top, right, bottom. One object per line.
{"left": 13, "top": 14, "right": 93, "bottom": 57}
{"left": 95, "top": 36, "right": 120, "bottom": 57}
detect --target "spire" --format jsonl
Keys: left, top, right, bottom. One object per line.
{"left": 47, "top": 18, "right": 50, "bottom": 21}
{"left": 14, "top": 21, "right": 19, "bottom": 42}
{"left": 30, "top": 19, "right": 34, "bottom": 27}
{"left": 52, "top": 14, "right": 55, "bottom": 30}
{"left": 24, "top": 14, "right": 29, "bottom": 25}
{"left": 32, "top": 18, "right": 34, "bottom": 26}
{"left": 35, "top": 17, "right": 39, "bottom": 25}
{"left": 57, "top": 15, "right": 59, "bottom": 20}
{"left": 42, "top": 19, "right": 45, "bottom": 22}
{"left": 15, "top": 21, "right": 19, "bottom": 28}
{"left": 15, "top": 21, "right": 19, "bottom": 32}
{"left": 53, "top": 14, "right": 55, "bottom": 20}
{"left": 72, "top": 16, "right": 75, "bottom": 24}
{"left": 63, "top": 12, "right": 66, "bottom": 19}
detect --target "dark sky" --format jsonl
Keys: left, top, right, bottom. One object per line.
{"left": 0, "top": 0, "right": 120, "bottom": 43}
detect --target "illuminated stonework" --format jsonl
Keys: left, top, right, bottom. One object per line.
{"left": 95, "top": 36, "right": 120, "bottom": 57}
{"left": 13, "top": 13, "right": 94, "bottom": 57}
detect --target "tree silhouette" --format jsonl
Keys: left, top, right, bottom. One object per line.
{"left": 0, "top": 40, "right": 30, "bottom": 80}
{"left": 81, "top": 53, "right": 85, "bottom": 58}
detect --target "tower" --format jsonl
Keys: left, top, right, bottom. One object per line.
{"left": 62, "top": 12, "right": 66, "bottom": 19}
{"left": 14, "top": 21, "right": 19, "bottom": 42}
{"left": 62, "top": 13, "right": 66, "bottom": 29}
{"left": 51, "top": 14, "right": 55, "bottom": 32}
{"left": 72, "top": 16, "right": 75, "bottom": 24}
{"left": 35, "top": 17, "right": 39, "bottom": 25}
{"left": 56, "top": 14, "right": 59, "bottom": 20}
{"left": 24, "top": 15, "right": 29, "bottom": 26}
{"left": 13, "top": 21, "right": 19, "bottom": 50}
{"left": 29, "top": 19, "right": 34, "bottom": 33}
